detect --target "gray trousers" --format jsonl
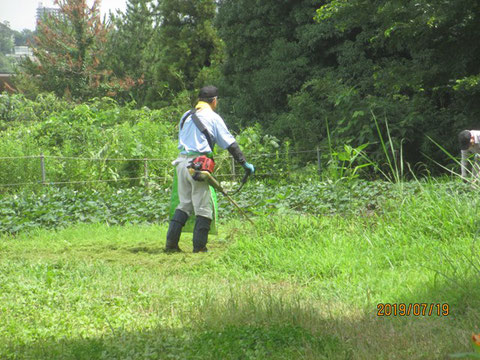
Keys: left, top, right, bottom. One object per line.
{"left": 173, "top": 155, "right": 213, "bottom": 220}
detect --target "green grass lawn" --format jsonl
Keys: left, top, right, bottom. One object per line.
{"left": 1, "top": 182, "right": 480, "bottom": 359}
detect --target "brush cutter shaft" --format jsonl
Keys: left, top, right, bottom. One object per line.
{"left": 224, "top": 193, "right": 254, "bottom": 225}
{"left": 188, "top": 169, "right": 254, "bottom": 225}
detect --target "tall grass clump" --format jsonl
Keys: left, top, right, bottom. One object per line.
{"left": 216, "top": 179, "right": 480, "bottom": 309}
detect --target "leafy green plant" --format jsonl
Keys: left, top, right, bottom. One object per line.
{"left": 235, "top": 124, "right": 282, "bottom": 174}
{"left": 324, "top": 117, "right": 373, "bottom": 182}
{"left": 325, "top": 143, "right": 372, "bottom": 182}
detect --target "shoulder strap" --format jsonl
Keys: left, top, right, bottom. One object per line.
{"left": 180, "top": 110, "right": 191, "bottom": 130}
{"left": 187, "top": 109, "right": 215, "bottom": 152}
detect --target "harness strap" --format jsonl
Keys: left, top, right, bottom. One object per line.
{"left": 180, "top": 109, "right": 215, "bottom": 152}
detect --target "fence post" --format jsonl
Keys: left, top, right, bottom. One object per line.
{"left": 316, "top": 146, "right": 322, "bottom": 179}
{"left": 286, "top": 144, "right": 290, "bottom": 178}
{"left": 40, "top": 153, "right": 46, "bottom": 185}
{"left": 144, "top": 158, "right": 149, "bottom": 188}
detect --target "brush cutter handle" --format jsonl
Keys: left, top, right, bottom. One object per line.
{"left": 241, "top": 169, "right": 251, "bottom": 184}
{"left": 242, "top": 162, "right": 255, "bottom": 175}
{"left": 224, "top": 164, "right": 253, "bottom": 196}
{"left": 241, "top": 162, "right": 255, "bottom": 184}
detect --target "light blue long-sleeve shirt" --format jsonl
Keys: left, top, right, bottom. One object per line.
{"left": 178, "top": 102, "right": 236, "bottom": 154}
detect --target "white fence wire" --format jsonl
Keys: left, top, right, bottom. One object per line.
{"left": 0, "top": 149, "right": 322, "bottom": 188}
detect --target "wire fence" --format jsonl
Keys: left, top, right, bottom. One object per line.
{"left": 0, "top": 149, "right": 323, "bottom": 189}
{"left": 0, "top": 149, "right": 318, "bottom": 161}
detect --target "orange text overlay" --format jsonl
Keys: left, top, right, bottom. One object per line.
{"left": 377, "top": 303, "right": 449, "bottom": 317}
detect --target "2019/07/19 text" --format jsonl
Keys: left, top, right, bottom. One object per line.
{"left": 377, "top": 303, "right": 449, "bottom": 317}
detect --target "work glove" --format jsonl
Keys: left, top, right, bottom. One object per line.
{"left": 242, "top": 162, "right": 255, "bottom": 175}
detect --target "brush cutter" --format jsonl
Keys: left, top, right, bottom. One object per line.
{"left": 187, "top": 165, "right": 254, "bottom": 225}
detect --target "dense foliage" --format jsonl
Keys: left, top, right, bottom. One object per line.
{"left": 0, "top": 94, "right": 293, "bottom": 193}
{"left": 106, "top": 0, "right": 154, "bottom": 105}
{"left": 313, "top": 0, "right": 480, "bottom": 165}
{"left": 106, "top": 0, "right": 222, "bottom": 108}
{"left": 0, "top": 95, "right": 180, "bottom": 189}
{"left": 3, "top": 0, "right": 478, "bottom": 173}
{"left": 216, "top": 0, "right": 326, "bottom": 132}
{"left": 216, "top": 0, "right": 480, "bottom": 168}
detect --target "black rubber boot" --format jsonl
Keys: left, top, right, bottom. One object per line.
{"left": 165, "top": 209, "right": 189, "bottom": 252}
{"left": 192, "top": 216, "right": 211, "bottom": 253}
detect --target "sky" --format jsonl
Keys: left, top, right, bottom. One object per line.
{"left": 0, "top": 0, "right": 128, "bottom": 31}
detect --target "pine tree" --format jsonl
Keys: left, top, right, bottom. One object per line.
{"left": 18, "top": 0, "right": 133, "bottom": 100}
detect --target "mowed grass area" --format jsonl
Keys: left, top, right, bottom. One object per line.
{"left": 1, "top": 182, "right": 480, "bottom": 359}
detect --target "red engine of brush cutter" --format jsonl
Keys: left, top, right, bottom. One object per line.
{"left": 190, "top": 156, "right": 215, "bottom": 173}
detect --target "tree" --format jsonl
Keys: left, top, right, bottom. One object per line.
{"left": 0, "top": 22, "right": 14, "bottom": 54}
{"left": 311, "top": 0, "right": 480, "bottom": 166}
{"left": 14, "top": 29, "right": 35, "bottom": 47}
{"left": 106, "top": 0, "right": 154, "bottom": 105}
{"left": 0, "top": 22, "right": 15, "bottom": 73}
{"left": 18, "top": 0, "right": 132, "bottom": 100}
{"left": 145, "top": 0, "right": 222, "bottom": 107}
{"left": 104, "top": 0, "right": 221, "bottom": 108}
{"left": 216, "top": 0, "right": 328, "bottom": 133}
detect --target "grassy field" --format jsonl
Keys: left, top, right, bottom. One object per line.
{"left": 1, "top": 181, "right": 480, "bottom": 359}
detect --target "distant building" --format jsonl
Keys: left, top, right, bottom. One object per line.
{"left": 6, "top": 46, "right": 34, "bottom": 61}
{"left": 36, "top": 2, "right": 61, "bottom": 25}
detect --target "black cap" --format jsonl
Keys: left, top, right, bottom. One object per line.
{"left": 198, "top": 85, "right": 218, "bottom": 99}
{"left": 459, "top": 130, "right": 472, "bottom": 150}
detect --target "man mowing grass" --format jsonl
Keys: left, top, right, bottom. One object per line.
{"left": 165, "top": 85, "right": 255, "bottom": 253}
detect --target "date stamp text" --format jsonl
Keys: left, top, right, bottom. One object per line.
{"left": 377, "top": 303, "right": 449, "bottom": 317}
